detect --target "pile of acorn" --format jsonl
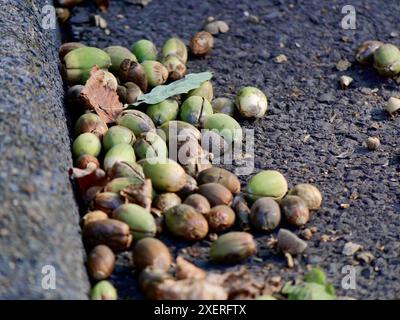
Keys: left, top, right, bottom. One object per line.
{"left": 61, "top": 30, "right": 323, "bottom": 300}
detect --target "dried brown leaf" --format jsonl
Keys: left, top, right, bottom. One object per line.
{"left": 206, "top": 268, "right": 264, "bottom": 299}
{"left": 176, "top": 256, "right": 207, "bottom": 280}
{"left": 69, "top": 162, "right": 106, "bottom": 194}
{"left": 156, "top": 279, "right": 227, "bottom": 300}
{"left": 80, "top": 66, "right": 123, "bottom": 123}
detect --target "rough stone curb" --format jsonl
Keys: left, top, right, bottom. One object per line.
{"left": 0, "top": 0, "right": 89, "bottom": 299}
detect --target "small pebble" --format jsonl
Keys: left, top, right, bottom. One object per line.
{"left": 274, "top": 54, "right": 287, "bottom": 64}
{"left": 342, "top": 242, "right": 362, "bottom": 256}
{"left": 336, "top": 59, "right": 351, "bottom": 71}
{"left": 300, "top": 228, "right": 313, "bottom": 240}
{"left": 366, "top": 137, "right": 380, "bottom": 150}
{"left": 339, "top": 75, "right": 353, "bottom": 89}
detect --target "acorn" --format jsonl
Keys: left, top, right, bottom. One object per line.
{"left": 82, "top": 219, "right": 133, "bottom": 252}
{"left": 108, "top": 161, "right": 145, "bottom": 180}
{"left": 142, "top": 158, "right": 187, "bottom": 192}
{"left": 177, "top": 174, "right": 198, "bottom": 200}
{"left": 104, "top": 45, "right": 137, "bottom": 74}
{"left": 206, "top": 205, "right": 236, "bottom": 232}
{"left": 116, "top": 109, "right": 156, "bottom": 137}
{"left": 102, "top": 125, "right": 136, "bottom": 151}
{"left": 277, "top": 229, "right": 307, "bottom": 255}
{"left": 132, "top": 238, "right": 172, "bottom": 271}
{"left": 119, "top": 59, "right": 148, "bottom": 92}
{"left": 146, "top": 99, "right": 179, "bottom": 126}
{"left": 59, "top": 42, "right": 85, "bottom": 60}
{"left": 162, "top": 54, "right": 187, "bottom": 80}
{"left": 159, "top": 120, "right": 201, "bottom": 143}
{"left": 72, "top": 132, "right": 102, "bottom": 158}
{"left": 63, "top": 46, "right": 111, "bottom": 84}
{"left": 180, "top": 96, "right": 213, "bottom": 126}
{"left": 103, "top": 143, "right": 136, "bottom": 172}
{"left": 245, "top": 170, "right": 288, "bottom": 202}
{"left": 162, "top": 37, "right": 188, "bottom": 63}
{"left": 288, "top": 184, "right": 322, "bottom": 211}
{"left": 90, "top": 280, "right": 117, "bottom": 300}
{"left": 87, "top": 245, "right": 115, "bottom": 280}
{"left": 104, "top": 177, "right": 143, "bottom": 193}
{"left": 112, "top": 204, "right": 157, "bottom": 241}
{"left": 250, "top": 197, "right": 281, "bottom": 232}
{"left": 232, "top": 195, "right": 251, "bottom": 231}
{"left": 153, "top": 193, "right": 182, "bottom": 212}
{"left": 373, "top": 43, "right": 400, "bottom": 77}
{"left": 92, "top": 192, "right": 124, "bottom": 215}
{"left": 82, "top": 210, "right": 108, "bottom": 227}
{"left": 189, "top": 31, "right": 214, "bottom": 57}
{"left": 183, "top": 194, "right": 211, "bottom": 215}
{"left": 131, "top": 39, "right": 158, "bottom": 62}
{"left": 164, "top": 204, "right": 209, "bottom": 241}
{"left": 235, "top": 86, "right": 268, "bottom": 118}
{"left": 355, "top": 40, "right": 383, "bottom": 65}
{"left": 134, "top": 131, "right": 168, "bottom": 160}
{"left": 197, "top": 183, "right": 233, "bottom": 207}
{"left": 75, "top": 154, "right": 100, "bottom": 169}
{"left": 141, "top": 61, "right": 169, "bottom": 87}
{"left": 197, "top": 167, "right": 241, "bottom": 194}
{"left": 280, "top": 195, "right": 310, "bottom": 227}
{"left": 211, "top": 97, "right": 235, "bottom": 116}
{"left": 187, "top": 80, "right": 214, "bottom": 102}
{"left": 124, "top": 82, "right": 143, "bottom": 104}
{"left": 210, "top": 232, "right": 257, "bottom": 263}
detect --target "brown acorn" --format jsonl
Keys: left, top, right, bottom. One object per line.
{"left": 183, "top": 194, "right": 211, "bottom": 215}
{"left": 176, "top": 174, "right": 198, "bottom": 200}
{"left": 75, "top": 154, "right": 100, "bottom": 169}
{"left": 232, "top": 195, "right": 251, "bottom": 231}
{"left": 189, "top": 31, "right": 214, "bottom": 57}
{"left": 82, "top": 210, "right": 108, "bottom": 227}
{"left": 206, "top": 205, "right": 236, "bottom": 232}
{"left": 82, "top": 219, "right": 133, "bottom": 252}
{"left": 154, "top": 193, "right": 182, "bottom": 212}
{"left": 280, "top": 195, "right": 310, "bottom": 227}
{"left": 197, "top": 167, "right": 241, "bottom": 194}
{"left": 197, "top": 183, "right": 233, "bottom": 207}
{"left": 164, "top": 204, "right": 208, "bottom": 241}
{"left": 87, "top": 245, "right": 115, "bottom": 280}
{"left": 119, "top": 59, "right": 148, "bottom": 92}
{"left": 92, "top": 192, "right": 124, "bottom": 215}
{"left": 132, "top": 238, "right": 172, "bottom": 272}
{"left": 250, "top": 197, "right": 281, "bottom": 231}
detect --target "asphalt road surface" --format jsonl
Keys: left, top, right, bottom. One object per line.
{"left": 64, "top": 0, "right": 399, "bottom": 299}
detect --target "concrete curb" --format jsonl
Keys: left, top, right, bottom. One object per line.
{"left": 0, "top": 0, "right": 89, "bottom": 299}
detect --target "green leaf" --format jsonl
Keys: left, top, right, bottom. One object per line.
{"left": 282, "top": 282, "right": 336, "bottom": 300}
{"left": 130, "top": 71, "right": 213, "bottom": 106}
{"left": 304, "top": 268, "right": 327, "bottom": 285}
